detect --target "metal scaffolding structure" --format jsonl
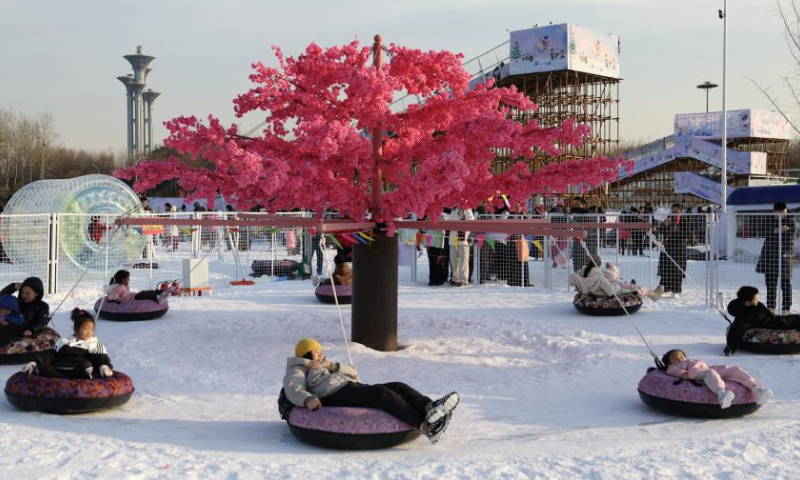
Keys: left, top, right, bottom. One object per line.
{"left": 609, "top": 132, "right": 790, "bottom": 209}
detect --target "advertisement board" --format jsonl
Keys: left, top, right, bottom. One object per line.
{"left": 675, "top": 109, "right": 791, "bottom": 140}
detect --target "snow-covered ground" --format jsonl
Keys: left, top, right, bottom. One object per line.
{"left": 2, "top": 276, "right": 800, "bottom": 480}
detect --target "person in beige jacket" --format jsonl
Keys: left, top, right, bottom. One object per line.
{"left": 283, "top": 338, "right": 460, "bottom": 443}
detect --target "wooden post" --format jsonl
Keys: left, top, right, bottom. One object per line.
{"left": 351, "top": 34, "right": 399, "bottom": 352}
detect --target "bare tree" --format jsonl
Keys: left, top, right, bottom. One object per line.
{"left": 750, "top": 1, "right": 800, "bottom": 136}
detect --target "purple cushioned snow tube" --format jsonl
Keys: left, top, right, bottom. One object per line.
{"left": 287, "top": 406, "right": 420, "bottom": 449}
{"left": 637, "top": 369, "right": 760, "bottom": 418}
{"left": 0, "top": 328, "right": 60, "bottom": 365}
{"left": 314, "top": 284, "right": 352, "bottom": 304}
{"left": 94, "top": 297, "right": 168, "bottom": 321}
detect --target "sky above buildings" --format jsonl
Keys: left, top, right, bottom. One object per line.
{"left": 0, "top": 0, "right": 795, "bottom": 153}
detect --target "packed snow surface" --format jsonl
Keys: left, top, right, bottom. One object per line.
{"left": 2, "top": 278, "right": 799, "bottom": 480}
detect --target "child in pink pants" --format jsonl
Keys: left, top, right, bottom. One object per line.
{"left": 662, "top": 349, "right": 773, "bottom": 409}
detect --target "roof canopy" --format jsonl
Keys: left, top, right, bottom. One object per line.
{"left": 727, "top": 185, "right": 800, "bottom": 206}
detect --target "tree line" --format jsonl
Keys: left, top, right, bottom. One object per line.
{"left": 0, "top": 107, "right": 126, "bottom": 203}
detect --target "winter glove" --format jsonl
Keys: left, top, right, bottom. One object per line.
{"left": 21, "top": 361, "right": 36, "bottom": 375}
{"left": 99, "top": 365, "right": 114, "bottom": 378}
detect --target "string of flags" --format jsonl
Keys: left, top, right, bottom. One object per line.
{"left": 320, "top": 228, "right": 546, "bottom": 253}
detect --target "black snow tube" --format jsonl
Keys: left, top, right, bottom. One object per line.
{"left": 94, "top": 297, "right": 168, "bottom": 321}
{"left": 314, "top": 284, "right": 352, "bottom": 304}
{"left": 5, "top": 371, "right": 135, "bottom": 415}
{"left": 573, "top": 292, "right": 643, "bottom": 316}
{"left": 0, "top": 328, "right": 60, "bottom": 365}
{"left": 637, "top": 369, "right": 761, "bottom": 419}
{"left": 737, "top": 328, "right": 800, "bottom": 355}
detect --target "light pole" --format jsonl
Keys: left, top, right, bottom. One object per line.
{"left": 719, "top": 1, "right": 728, "bottom": 212}
{"left": 696, "top": 81, "right": 718, "bottom": 113}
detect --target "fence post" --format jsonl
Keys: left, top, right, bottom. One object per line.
{"left": 411, "top": 238, "right": 418, "bottom": 284}
{"left": 705, "top": 213, "right": 713, "bottom": 308}
{"left": 47, "top": 213, "right": 59, "bottom": 295}
{"left": 543, "top": 234, "right": 551, "bottom": 289}
{"left": 474, "top": 237, "right": 481, "bottom": 286}
{"left": 191, "top": 212, "right": 201, "bottom": 258}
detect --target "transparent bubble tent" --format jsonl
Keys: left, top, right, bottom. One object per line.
{"left": 1, "top": 175, "right": 146, "bottom": 272}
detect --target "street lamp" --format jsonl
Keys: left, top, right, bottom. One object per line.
{"left": 719, "top": 1, "right": 728, "bottom": 213}
{"left": 696, "top": 81, "right": 719, "bottom": 113}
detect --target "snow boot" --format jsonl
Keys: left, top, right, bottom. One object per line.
{"left": 753, "top": 386, "right": 773, "bottom": 405}
{"left": 717, "top": 389, "right": 735, "bottom": 409}
{"left": 423, "top": 413, "right": 452, "bottom": 445}
{"left": 648, "top": 285, "right": 664, "bottom": 301}
{"left": 426, "top": 392, "right": 460, "bottom": 424}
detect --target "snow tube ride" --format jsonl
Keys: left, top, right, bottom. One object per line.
{"left": 278, "top": 389, "right": 420, "bottom": 449}
{"left": 5, "top": 371, "right": 135, "bottom": 414}
{"left": 737, "top": 328, "right": 800, "bottom": 355}
{"left": 93, "top": 297, "right": 168, "bottom": 321}
{"left": 637, "top": 369, "right": 760, "bottom": 418}
{"left": 251, "top": 260, "right": 298, "bottom": 278}
{"left": 0, "top": 328, "right": 60, "bottom": 365}
{"left": 314, "top": 284, "right": 352, "bottom": 304}
{"left": 573, "top": 292, "right": 642, "bottom": 316}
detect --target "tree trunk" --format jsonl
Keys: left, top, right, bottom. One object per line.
{"left": 351, "top": 232, "right": 398, "bottom": 351}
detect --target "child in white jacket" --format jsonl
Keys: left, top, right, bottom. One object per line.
{"left": 22, "top": 308, "right": 114, "bottom": 379}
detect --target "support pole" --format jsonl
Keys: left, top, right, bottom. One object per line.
{"left": 352, "top": 34, "right": 398, "bottom": 352}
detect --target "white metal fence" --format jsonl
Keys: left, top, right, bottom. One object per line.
{"left": 0, "top": 210, "right": 797, "bottom": 312}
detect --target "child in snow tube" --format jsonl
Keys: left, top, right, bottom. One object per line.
{"left": 662, "top": 349, "right": 772, "bottom": 408}
{"left": 282, "top": 338, "right": 460, "bottom": 448}
{"left": 0, "top": 277, "right": 50, "bottom": 345}
{"left": 725, "top": 286, "right": 800, "bottom": 355}
{"left": 96, "top": 270, "right": 173, "bottom": 321}
{"left": 0, "top": 294, "right": 25, "bottom": 341}
{"left": 106, "top": 269, "right": 175, "bottom": 304}
{"left": 6, "top": 308, "right": 133, "bottom": 414}
{"left": 22, "top": 308, "right": 114, "bottom": 379}
{"left": 569, "top": 255, "right": 662, "bottom": 315}
{"left": 318, "top": 254, "right": 353, "bottom": 286}
{"left": 638, "top": 349, "right": 771, "bottom": 418}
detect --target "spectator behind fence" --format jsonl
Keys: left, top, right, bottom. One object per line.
{"left": 657, "top": 203, "right": 690, "bottom": 298}
{"left": 569, "top": 197, "right": 597, "bottom": 273}
{"left": 448, "top": 206, "right": 474, "bottom": 286}
{"left": 755, "top": 201, "right": 795, "bottom": 315}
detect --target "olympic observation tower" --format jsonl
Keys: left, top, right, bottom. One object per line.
{"left": 117, "top": 46, "right": 160, "bottom": 161}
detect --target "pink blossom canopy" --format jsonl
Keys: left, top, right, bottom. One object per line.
{"left": 115, "top": 39, "right": 628, "bottom": 226}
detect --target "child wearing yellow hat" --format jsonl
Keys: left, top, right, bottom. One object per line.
{"left": 284, "top": 338, "right": 460, "bottom": 444}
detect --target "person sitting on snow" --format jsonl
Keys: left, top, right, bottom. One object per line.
{"left": 661, "top": 348, "right": 772, "bottom": 409}
{"left": 21, "top": 308, "right": 114, "bottom": 380}
{"left": 0, "top": 277, "right": 49, "bottom": 340}
{"left": 107, "top": 269, "right": 175, "bottom": 304}
{"left": 568, "top": 254, "right": 663, "bottom": 301}
{"left": 319, "top": 255, "right": 352, "bottom": 286}
{"left": 725, "top": 286, "right": 800, "bottom": 356}
{"left": 0, "top": 294, "right": 25, "bottom": 346}
{"left": 284, "top": 338, "right": 460, "bottom": 444}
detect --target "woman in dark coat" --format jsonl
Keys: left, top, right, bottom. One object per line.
{"left": 569, "top": 197, "right": 597, "bottom": 273}
{"left": 657, "top": 204, "right": 690, "bottom": 296}
{"left": 755, "top": 201, "right": 795, "bottom": 315}
{"left": 0, "top": 277, "right": 49, "bottom": 345}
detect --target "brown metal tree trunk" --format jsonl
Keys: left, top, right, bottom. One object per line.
{"left": 351, "top": 232, "right": 397, "bottom": 351}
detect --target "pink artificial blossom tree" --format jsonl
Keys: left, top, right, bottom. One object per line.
{"left": 116, "top": 36, "right": 627, "bottom": 350}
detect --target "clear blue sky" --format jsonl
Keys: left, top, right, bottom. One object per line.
{"left": 0, "top": 0, "right": 793, "bottom": 152}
